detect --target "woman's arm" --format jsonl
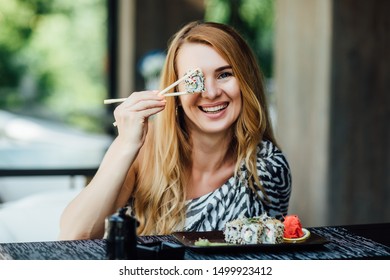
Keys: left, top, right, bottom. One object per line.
{"left": 58, "top": 138, "right": 138, "bottom": 240}
{"left": 58, "top": 91, "right": 166, "bottom": 240}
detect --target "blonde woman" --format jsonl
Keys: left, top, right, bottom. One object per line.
{"left": 59, "top": 21, "right": 291, "bottom": 239}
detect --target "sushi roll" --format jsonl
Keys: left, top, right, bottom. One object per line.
{"left": 240, "top": 220, "right": 264, "bottom": 244}
{"left": 184, "top": 69, "right": 205, "bottom": 94}
{"left": 224, "top": 218, "right": 244, "bottom": 244}
{"left": 261, "top": 218, "right": 284, "bottom": 244}
{"left": 223, "top": 214, "right": 284, "bottom": 244}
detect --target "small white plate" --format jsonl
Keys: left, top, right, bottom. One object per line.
{"left": 283, "top": 228, "right": 311, "bottom": 243}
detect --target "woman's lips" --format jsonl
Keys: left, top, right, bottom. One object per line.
{"left": 198, "top": 102, "right": 228, "bottom": 114}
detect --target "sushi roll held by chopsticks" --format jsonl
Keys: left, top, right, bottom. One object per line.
{"left": 103, "top": 68, "right": 205, "bottom": 104}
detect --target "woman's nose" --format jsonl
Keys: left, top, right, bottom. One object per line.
{"left": 201, "top": 79, "right": 221, "bottom": 99}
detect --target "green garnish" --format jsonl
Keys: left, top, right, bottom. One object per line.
{"left": 194, "top": 238, "right": 231, "bottom": 246}
{"left": 247, "top": 217, "right": 261, "bottom": 223}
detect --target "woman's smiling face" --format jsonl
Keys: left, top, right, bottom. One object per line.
{"left": 176, "top": 43, "right": 242, "bottom": 136}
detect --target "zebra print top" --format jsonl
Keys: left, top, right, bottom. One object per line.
{"left": 183, "top": 140, "right": 292, "bottom": 232}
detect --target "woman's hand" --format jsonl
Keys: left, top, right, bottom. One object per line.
{"left": 113, "top": 90, "right": 166, "bottom": 148}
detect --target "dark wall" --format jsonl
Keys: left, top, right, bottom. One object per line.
{"left": 329, "top": 0, "right": 390, "bottom": 224}
{"left": 134, "top": 0, "right": 205, "bottom": 89}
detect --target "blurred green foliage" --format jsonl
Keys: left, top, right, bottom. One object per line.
{"left": 0, "top": 0, "right": 274, "bottom": 133}
{"left": 205, "top": 0, "right": 274, "bottom": 78}
{"left": 0, "top": 0, "right": 106, "bottom": 132}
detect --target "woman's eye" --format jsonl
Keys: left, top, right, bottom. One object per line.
{"left": 218, "top": 71, "right": 233, "bottom": 79}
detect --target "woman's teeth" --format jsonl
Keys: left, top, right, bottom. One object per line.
{"left": 200, "top": 104, "right": 228, "bottom": 113}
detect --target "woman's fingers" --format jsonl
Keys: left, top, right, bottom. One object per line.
{"left": 121, "top": 90, "right": 164, "bottom": 107}
{"left": 124, "top": 99, "right": 166, "bottom": 113}
{"left": 114, "top": 91, "right": 165, "bottom": 120}
{"left": 114, "top": 99, "right": 166, "bottom": 122}
{"left": 113, "top": 91, "right": 166, "bottom": 146}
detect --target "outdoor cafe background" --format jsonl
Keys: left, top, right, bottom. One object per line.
{"left": 0, "top": 0, "right": 388, "bottom": 242}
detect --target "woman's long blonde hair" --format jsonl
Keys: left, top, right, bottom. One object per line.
{"left": 132, "top": 21, "right": 277, "bottom": 235}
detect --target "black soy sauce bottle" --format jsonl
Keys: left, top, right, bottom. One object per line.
{"left": 105, "top": 207, "right": 138, "bottom": 260}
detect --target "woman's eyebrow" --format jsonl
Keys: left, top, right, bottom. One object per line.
{"left": 215, "top": 65, "right": 232, "bottom": 72}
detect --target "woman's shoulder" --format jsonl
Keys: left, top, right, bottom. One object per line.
{"left": 256, "top": 139, "right": 291, "bottom": 174}
{"left": 257, "top": 139, "right": 282, "bottom": 157}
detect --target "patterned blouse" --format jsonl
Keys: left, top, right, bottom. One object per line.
{"left": 183, "top": 140, "right": 292, "bottom": 232}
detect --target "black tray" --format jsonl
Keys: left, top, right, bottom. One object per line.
{"left": 172, "top": 229, "right": 329, "bottom": 254}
